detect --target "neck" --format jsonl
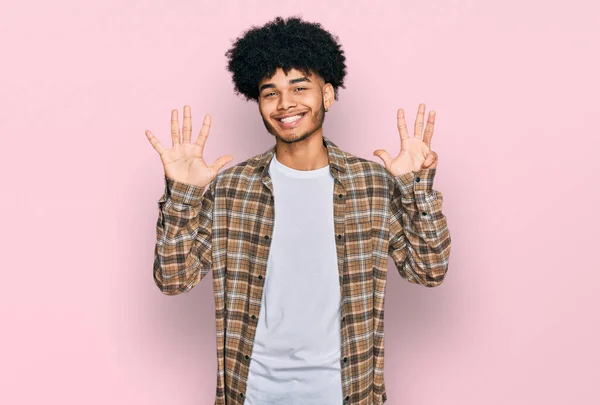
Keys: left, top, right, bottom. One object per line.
{"left": 274, "top": 132, "right": 329, "bottom": 171}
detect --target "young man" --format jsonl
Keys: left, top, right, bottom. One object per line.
{"left": 145, "top": 16, "right": 451, "bottom": 405}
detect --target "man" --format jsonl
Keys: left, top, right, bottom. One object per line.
{"left": 145, "top": 16, "right": 451, "bottom": 405}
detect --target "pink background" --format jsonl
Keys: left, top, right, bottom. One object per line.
{"left": 2, "top": 0, "right": 599, "bottom": 404}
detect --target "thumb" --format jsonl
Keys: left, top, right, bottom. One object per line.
{"left": 373, "top": 149, "right": 393, "bottom": 168}
{"left": 211, "top": 155, "right": 234, "bottom": 173}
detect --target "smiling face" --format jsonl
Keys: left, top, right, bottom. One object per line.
{"left": 257, "top": 67, "right": 334, "bottom": 145}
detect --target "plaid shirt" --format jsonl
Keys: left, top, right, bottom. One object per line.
{"left": 153, "top": 135, "right": 451, "bottom": 404}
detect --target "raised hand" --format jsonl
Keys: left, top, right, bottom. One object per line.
{"left": 145, "top": 105, "right": 233, "bottom": 188}
{"left": 373, "top": 103, "right": 439, "bottom": 176}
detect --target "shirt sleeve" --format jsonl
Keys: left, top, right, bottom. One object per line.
{"left": 388, "top": 168, "right": 452, "bottom": 287}
{"left": 153, "top": 174, "right": 215, "bottom": 295}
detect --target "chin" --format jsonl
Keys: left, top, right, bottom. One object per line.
{"left": 275, "top": 131, "right": 310, "bottom": 144}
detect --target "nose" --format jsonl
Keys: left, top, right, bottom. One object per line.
{"left": 277, "top": 91, "right": 297, "bottom": 111}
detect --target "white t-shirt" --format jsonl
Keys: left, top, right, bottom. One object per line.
{"left": 243, "top": 152, "right": 343, "bottom": 405}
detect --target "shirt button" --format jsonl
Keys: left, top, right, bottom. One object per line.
{"left": 245, "top": 355, "right": 249, "bottom": 360}
{"left": 342, "top": 316, "right": 346, "bottom": 322}
{"left": 345, "top": 395, "right": 350, "bottom": 401}
{"left": 343, "top": 357, "right": 348, "bottom": 363}
{"left": 337, "top": 235, "right": 342, "bottom": 240}
{"left": 422, "top": 212, "right": 427, "bottom": 216}
{"left": 251, "top": 314, "right": 256, "bottom": 320}
{"left": 338, "top": 194, "right": 343, "bottom": 199}
{"left": 240, "top": 393, "right": 244, "bottom": 398}
{"left": 416, "top": 176, "right": 421, "bottom": 182}
{"left": 264, "top": 235, "right": 269, "bottom": 240}
{"left": 258, "top": 275, "right": 263, "bottom": 280}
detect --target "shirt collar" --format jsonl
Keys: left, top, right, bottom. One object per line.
{"left": 255, "top": 135, "right": 347, "bottom": 176}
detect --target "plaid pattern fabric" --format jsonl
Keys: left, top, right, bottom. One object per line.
{"left": 153, "top": 136, "right": 451, "bottom": 404}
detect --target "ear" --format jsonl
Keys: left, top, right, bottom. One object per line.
{"left": 323, "top": 83, "right": 335, "bottom": 110}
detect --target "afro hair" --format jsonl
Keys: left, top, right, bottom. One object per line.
{"left": 225, "top": 16, "right": 347, "bottom": 102}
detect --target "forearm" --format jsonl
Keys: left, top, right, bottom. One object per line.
{"left": 153, "top": 175, "right": 214, "bottom": 295}
{"left": 389, "top": 168, "right": 452, "bottom": 287}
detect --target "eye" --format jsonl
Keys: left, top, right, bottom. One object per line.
{"left": 265, "top": 92, "right": 276, "bottom": 97}
{"left": 295, "top": 87, "right": 307, "bottom": 91}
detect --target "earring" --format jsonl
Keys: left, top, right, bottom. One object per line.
{"left": 325, "top": 107, "right": 329, "bottom": 112}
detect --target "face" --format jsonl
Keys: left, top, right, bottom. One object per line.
{"left": 257, "top": 67, "right": 334, "bottom": 145}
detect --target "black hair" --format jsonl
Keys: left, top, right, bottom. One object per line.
{"left": 225, "top": 15, "right": 347, "bottom": 102}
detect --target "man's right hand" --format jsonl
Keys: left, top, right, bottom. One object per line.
{"left": 145, "top": 105, "right": 234, "bottom": 188}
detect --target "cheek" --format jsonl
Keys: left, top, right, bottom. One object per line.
{"left": 308, "top": 93, "right": 322, "bottom": 105}
{"left": 258, "top": 104, "right": 271, "bottom": 119}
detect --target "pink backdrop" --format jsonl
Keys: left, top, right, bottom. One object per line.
{"left": 2, "top": 0, "right": 599, "bottom": 404}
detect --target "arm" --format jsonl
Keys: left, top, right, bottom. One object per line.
{"left": 153, "top": 174, "right": 215, "bottom": 295}
{"left": 388, "top": 168, "right": 451, "bottom": 287}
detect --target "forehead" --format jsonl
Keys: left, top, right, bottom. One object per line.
{"left": 259, "top": 67, "right": 322, "bottom": 86}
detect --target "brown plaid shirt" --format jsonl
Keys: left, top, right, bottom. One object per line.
{"left": 153, "top": 135, "right": 452, "bottom": 404}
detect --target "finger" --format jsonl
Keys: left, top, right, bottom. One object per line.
{"left": 421, "top": 151, "right": 438, "bottom": 168}
{"left": 182, "top": 105, "right": 192, "bottom": 143}
{"left": 171, "top": 109, "right": 180, "bottom": 146}
{"left": 145, "top": 130, "right": 166, "bottom": 155}
{"left": 210, "top": 155, "right": 234, "bottom": 173}
{"left": 195, "top": 114, "right": 212, "bottom": 152}
{"left": 422, "top": 158, "right": 437, "bottom": 169}
{"left": 397, "top": 108, "right": 409, "bottom": 142}
{"left": 423, "top": 110, "right": 436, "bottom": 148}
{"left": 422, "top": 154, "right": 434, "bottom": 168}
{"left": 414, "top": 103, "right": 425, "bottom": 140}
{"left": 373, "top": 149, "right": 393, "bottom": 168}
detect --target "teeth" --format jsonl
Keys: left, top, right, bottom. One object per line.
{"left": 280, "top": 114, "right": 303, "bottom": 123}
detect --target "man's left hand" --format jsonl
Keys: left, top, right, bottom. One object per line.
{"left": 373, "top": 103, "right": 439, "bottom": 176}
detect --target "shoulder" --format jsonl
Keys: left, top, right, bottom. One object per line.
{"left": 340, "top": 149, "right": 393, "bottom": 186}
{"left": 210, "top": 151, "right": 266, "bottom": 189}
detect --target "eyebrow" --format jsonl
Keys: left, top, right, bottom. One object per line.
{"left": 259, "top": 77, "right": 312, "bottom": 92}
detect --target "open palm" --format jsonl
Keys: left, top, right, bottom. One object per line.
{"left": 145, "top": 106, "right": 233, "bottom": 188}
{"left": 373, "top": 103, "right": 439, "bottom": 176}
